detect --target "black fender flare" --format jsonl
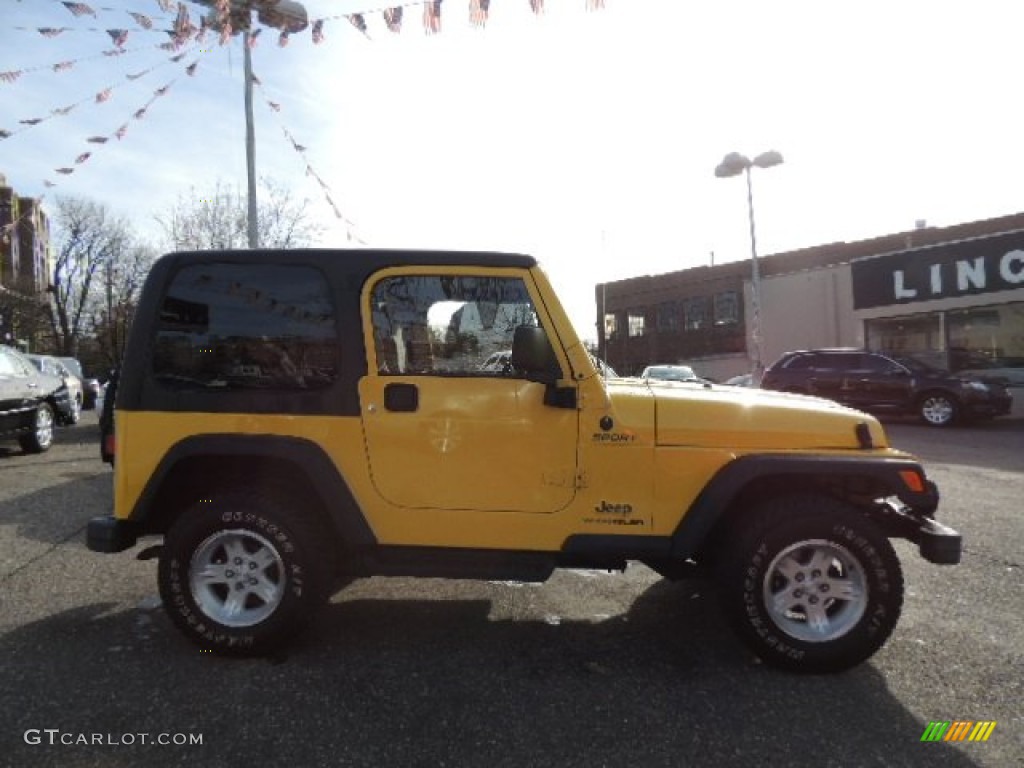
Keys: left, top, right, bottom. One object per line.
{"left": 669, "top": 453, "right": 939, "bottom": 559}
{"left": 129, "top": 434, "right": 377, "bottom": 552}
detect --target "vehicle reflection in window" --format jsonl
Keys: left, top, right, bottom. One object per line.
{"left": 371, "top": 275, "right": 542, "bottom": 377}
{"left": 153, "top": 264, "right": 338, "bottom": 390}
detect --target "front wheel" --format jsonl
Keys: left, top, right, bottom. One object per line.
{"left": 918, "top": 392, "right": 958, "bottom": 427}
{"left": 158, "top": 492, "right": 334, "bottom": 656}
{"left": 718, "top": 496, "right": 903, "bottom": 673}
{"left": 19, "top": 402, "right": 55, "bottom": 453}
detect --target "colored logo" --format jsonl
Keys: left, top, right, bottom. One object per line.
{"left": 920, "top": 721, "right": 996, "bottom": 742}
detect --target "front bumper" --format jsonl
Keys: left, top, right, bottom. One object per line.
{"left": 880, "top": 491, "right": 961, "bottom": 565}
{"left": 87, "top": 516, "right": 139, "bottom": 553}
{"left": 962, "top": 389, "right": 1012, "bottom": 418}
{"left": 916, "top": 516, "right": 962, "bottom": 564}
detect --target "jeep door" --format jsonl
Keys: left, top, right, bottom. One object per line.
{"left": 359, "top": 270, "right": 578, "bottom": 513}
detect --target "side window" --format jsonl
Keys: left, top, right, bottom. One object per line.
{"left": 153, "top": 263, "right": 338, "bottom": 391}
{"left": 0, "top": 350, "right": 17, "bottom": 377}
{"left": 782, "top": 354, "right": 815, "bottom": 370}
{"left": 5, "top": 351, "right": 32, "bottom": 376}
{"left": 370, "top": 275, "right": 542, "bottom": 376}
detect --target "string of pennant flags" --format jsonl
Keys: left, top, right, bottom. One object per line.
{"left": 12, "top": 0, "right": 606, "bottom": 47}
{"left": 250, "top": 72, "right": 366, "bottom": 243}
{"left": 2, "top": 0, "right": 607, "bottom": 242}
{"left": 1, "top": 47, "right": 198, "bottom": 141}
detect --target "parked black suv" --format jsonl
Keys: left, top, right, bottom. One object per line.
{"left": 761, "top": 349, "right": 1013, "bottom": 427}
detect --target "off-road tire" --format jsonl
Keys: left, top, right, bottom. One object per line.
{"left": 18, "top": 402, "right": 55, "bottom": 454}
{"left": 158, "top": 491, "right": 335, "bottom": 656}
{"left": 718, "top": 495, "right": 903, "bottom": 673}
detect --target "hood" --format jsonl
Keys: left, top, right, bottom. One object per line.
{"left": 607, "top": 379, "right": 888, "bottom": 451}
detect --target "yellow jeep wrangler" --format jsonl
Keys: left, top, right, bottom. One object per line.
{"left": 87, "top": 249, "right": 960, "bottom": 672}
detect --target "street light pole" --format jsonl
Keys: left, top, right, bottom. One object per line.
{"left": 243, "top": 28, "right": 259, "bottom": 249}
{"left": 714, "top": 150, "right": 783, "bottom": 381}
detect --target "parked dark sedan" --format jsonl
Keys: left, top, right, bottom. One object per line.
{"left": 0, "top": 345, "right": 72, "bottom": 453}
{"left": 761, "top": 348, "right": 1013, "bottom": 427}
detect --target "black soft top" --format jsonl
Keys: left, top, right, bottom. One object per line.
{"left": 119, "top": 249, "right": 538, "bottom": 417}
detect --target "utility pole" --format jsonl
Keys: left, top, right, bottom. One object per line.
{"left": 243, "top": 28, "right": 259, "bottom": 249}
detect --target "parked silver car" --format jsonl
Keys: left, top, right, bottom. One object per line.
{"left": 25, "top": 354, "right": 82, "bottom": 425}
{"left": 0, "top": 346, "right": 72, "bottom": 453}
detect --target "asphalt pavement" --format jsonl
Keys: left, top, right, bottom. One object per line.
{"left": 0, "top": 411, "right": 1020, "bottom": 768}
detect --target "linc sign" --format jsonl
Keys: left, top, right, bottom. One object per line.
{"left": 851, "top": 231, "right": 1024, "bottom": 310}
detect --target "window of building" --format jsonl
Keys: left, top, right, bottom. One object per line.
{"left": 604, "top": 313, "right": 618, "bottom": 340}
{"left": 153, "top": 263, "right": 339, "bottom": 391}
{"left": 865, "top": 302, "right": 1024, "bottom": 380}
{"left": 628, "top": 311, "right": 646, "bottom": 338}
{"left": 683, "top": 297, "right": 707, "bottom": 331}
{"left": 713, "top": 291, "right": 739, "bottom": 326}
{"left": 656, "top": 301, "right": 678, "bottom": 332}
{"left": 370, "top": 274, "right": 543, "bottom": 376}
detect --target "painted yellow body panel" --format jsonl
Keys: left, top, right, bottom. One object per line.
{"left": 113, "top": 262, "right": 911, "bottom": 553}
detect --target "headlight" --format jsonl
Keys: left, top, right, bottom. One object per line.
{"left": 961, "top": 380, "right": 989, "bottom": 392}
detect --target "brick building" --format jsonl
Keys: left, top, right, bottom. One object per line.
{"left": 596, "top": 212, "right": 1024, "bottom": 383}
{"left": 0, "top": 174, "right": 53, "bottom": 347}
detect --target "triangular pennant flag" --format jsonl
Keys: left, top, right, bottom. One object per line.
{"left": 87, "top": 136, "right": 108, "bottom": 143}
{"left": 383, "top": 7, "right": 403, "bottom": 33}
{"left": 114, "top": 124, "right": 128, "bottom": 140}
{"left": 53, "top": 61, "right": 74, "bottom": 72}
{"left": 278, "top": 29, "right": 290, "bottom": 47}
{"left": 529, "top": 0, "right": 544, "bottom": 13}
{"left": 423, "top": 1, "right": 442, "bottom": 34}
{"left": 107, "top": 29, "right": 129, "bottom": 47}
{"left": 186, "top": 61, "right": 198, "bottom": 76}
{"left": 95, "top": 89, "right": 112, "bottom": 103}
{"left": 75, "top": 152, "right": 92, "bottom": 164}
{"left": 470, "top": 0, "right": 490, "bottom": 27}
{"left": 38, "top": 28, "right": 69, "bottom": 37}
{"left": 129, "top": 12, "right": 153, "bottom": 29}
{"left": 0, "top": 71, "right": 24, "bottom": 83}
{"left": 62, "top": 2, "right": 96, "bottom": 18}
{"left": 51, "top": 104, "right": 75, "bottom": 116}
{"left": 311, "top": 19, "right": 324, "bottom": 44}
{"left": 348, "top": 14, "right": 368, "bottom": 37}
{"left": 20, "top": 118, "right": 44, "bottom": 126}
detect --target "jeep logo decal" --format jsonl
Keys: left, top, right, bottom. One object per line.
{"left": 594, "top": 500, "right": 633, "bottom": 515}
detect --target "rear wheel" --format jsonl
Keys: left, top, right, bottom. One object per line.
{"left": 158, "top": 491, "right": 334, "bottom": 656}
{"left": 718, "top": 495, "right": 903, "bottom": 673}
{"left": 19, "top": 402, "right": 55, "bottom": 453}
{"left": 66, "top": 396, "right": 82, "bottom": 425}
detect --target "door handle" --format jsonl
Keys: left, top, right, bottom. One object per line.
{"left": 384, "top": 382, "right": 418, "bottom": 412}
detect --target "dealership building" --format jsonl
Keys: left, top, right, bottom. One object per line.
{"left": 595, "top": 212, "right": 1024, "bottom": 383}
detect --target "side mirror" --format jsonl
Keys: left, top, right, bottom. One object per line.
{"left": 510, "top": 325, "right": 560, "bottom": 383}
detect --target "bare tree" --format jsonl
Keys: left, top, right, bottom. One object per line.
{"left": 49, "top": 197, "right": 133, "bottom": 357}
{"left": 158, "top": 178, "right": 323, "bottom": 250}
{"left": 92, "top": 240, "right": 158, "bottom": 369}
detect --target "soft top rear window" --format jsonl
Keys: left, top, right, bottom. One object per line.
{"left": 153, "top": 263, "right": 338, "bottom": 391}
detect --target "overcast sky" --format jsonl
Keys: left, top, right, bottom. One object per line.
{"left": 3, "top": 0, "right": 1023, "bottom": 341}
